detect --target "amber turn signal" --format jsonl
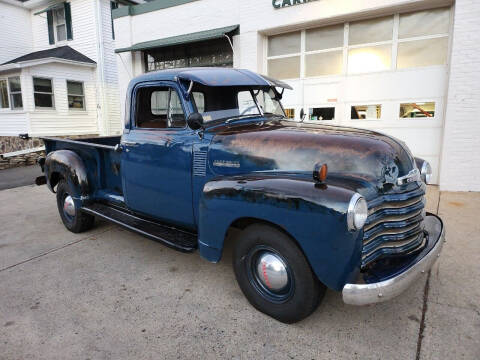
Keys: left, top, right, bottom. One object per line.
{"left": 313, "top": 163, "right": 328, "bottom": 183}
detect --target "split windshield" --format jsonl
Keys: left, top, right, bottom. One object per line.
{"left": 190, "top": 85, "right": 285, "bottom": 123}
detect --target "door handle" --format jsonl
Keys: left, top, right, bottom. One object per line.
{"left": 122, "top": 141, "right": 138, "bottom": 147}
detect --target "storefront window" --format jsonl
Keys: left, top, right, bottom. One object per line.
{"left": 267, "top": 56, "right": 301, "bottom": 80}
{"left": 305, "top": 24, "right": 343, "bottom": 51}
{"left": 348, "top": 45, "right": 391, "bottom": 74}
{"left": 266, "top": 7, "right": 450, "bottom": 79}
{"left": 268, "top": 32, "right": 301, "bottom": 56}
{"left": 399, "top": 102, "right": 435, "bottom": 118}
{"left": 399, "top": 8, "right": 450, "bottom": 39}
{"left": 145, "top": 38, "right": 233, "bottom": 72}
{"left": 349, "top": 16, "right": 393, "bottom": 45}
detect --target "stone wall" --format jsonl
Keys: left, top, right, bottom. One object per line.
{"left": 0, "top": 134, "right": 98, "bottom": 170}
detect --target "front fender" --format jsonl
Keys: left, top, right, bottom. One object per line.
{"left": 198, "top": 175, "right": 364, "bottom": 291}
{"left": 44, "top": 150, "right": 89, "bottom": 199}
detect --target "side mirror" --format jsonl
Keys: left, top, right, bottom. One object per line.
{"left": 187, "top": 112, "right": 204, "bottom": 130}
{"left": 300, "top": 108, "right": 306, "bottom": 122}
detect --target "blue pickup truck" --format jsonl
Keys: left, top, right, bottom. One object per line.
{"left": 37, "top": 68, "right": 444, "bottom": 323}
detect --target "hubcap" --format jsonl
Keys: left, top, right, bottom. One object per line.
{"left": 255, "top": 252, "right": 289, "bottom": 292}
{"left": 63, "top": 195, "right": 76, "bottom": 217}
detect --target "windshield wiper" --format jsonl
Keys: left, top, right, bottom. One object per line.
{"left": 225, "top": 114, "right": 260, "bottom": 124}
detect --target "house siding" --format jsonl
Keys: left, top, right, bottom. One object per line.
{"left": 0, "top": 2, "right": 33, "bottom": 64}
{"left": 24, "top": 63, "right": 98, "bottom": 136}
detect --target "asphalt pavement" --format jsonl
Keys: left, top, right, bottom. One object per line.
{"left": 0, "top": 165, "right": 42, "bottom": 190}
{"left": 0, "top": 185, "right": 478, "bottom": 359}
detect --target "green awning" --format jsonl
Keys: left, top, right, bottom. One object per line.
{"left": 115, "top": 25, "right": 239, "bottom": 53}
{"left": 34, "top": 2, "right": 64, "bottom": 16}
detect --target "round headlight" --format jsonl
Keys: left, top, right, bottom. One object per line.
{"left": 347, "top": 194, "right": 368, "bottom": 231}
{"left": 420, "top": 161, "right": 432, "bottom": 184}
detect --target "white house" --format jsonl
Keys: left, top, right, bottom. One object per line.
{"left": 0, "top": 0, "right": 140, "bottom": 167}
{"left": 113, "top": 0, "right": 480, "bottom": 191}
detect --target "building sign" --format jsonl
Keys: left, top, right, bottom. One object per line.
{"left": 272, "top": 0, "right": 319, "bottom": 9}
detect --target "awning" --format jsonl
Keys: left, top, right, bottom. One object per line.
{"left": 115, "top": 25, "right": 239, "bottom": 53}
{"left": 34, "top": 2, "right": 64, "bottom": 16}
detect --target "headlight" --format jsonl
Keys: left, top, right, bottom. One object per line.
{"left": 347, "top": 193, "right": 368, "bottom": 231}
{"left": 420, "top": 161, "right": 432, "bottom": 184}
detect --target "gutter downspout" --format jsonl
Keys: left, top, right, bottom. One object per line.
{"left": 94, "top": 0, "right": 110, "bottom": 136}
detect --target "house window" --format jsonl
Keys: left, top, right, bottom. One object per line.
{"left": 33, "top": 77, "right": 54, "bottom": 109}
{"left": 54, "top": 7, "right": 67, "bottom": 42}
{"left": 0, "top": 80, "right": 8, "bottom": 108}
{"left": 67, "top": 81, "right": 85, "bottom": 110}
{"left": 351, "top": 105, "right": 382, "bottom": 120}
{"left": 309, "top": 107, "right": 335, "bottom": 121}
{"left": 400, "top": 102, "right": 435, "bottom": 118}
{"left": 8, "top": 77, "right": 22, "bottom": 109}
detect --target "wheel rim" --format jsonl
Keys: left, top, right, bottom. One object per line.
{"left": 246, "top": 245, "right": 294, "bottom": 303}
{"left": 63, "top": 194, "right": 76, "bottom": 220}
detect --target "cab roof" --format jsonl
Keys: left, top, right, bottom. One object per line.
{"left": 129, "top": 67, "right": 293, "bottom": 90}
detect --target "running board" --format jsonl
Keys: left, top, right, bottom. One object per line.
{"left": 81, "top": 203, "right": 197, "bottom": 252}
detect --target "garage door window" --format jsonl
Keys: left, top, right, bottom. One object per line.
{"left": 309, "top": 107, "right": 335, "bottom": 121}
{"left": 399, "top": 102, "right": 435, "bottom": 118}
{"left": 351, "top": 105, "right": 382, "bottom": 120}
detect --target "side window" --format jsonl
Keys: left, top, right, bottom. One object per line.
{"left": 136, "top": 86, "right": 186, "bottom": 129}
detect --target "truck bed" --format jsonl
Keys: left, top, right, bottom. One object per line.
{"left": 42, "top": 136, "right": 124, "bottom": 204}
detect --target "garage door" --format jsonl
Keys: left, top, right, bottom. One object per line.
{"left": 266, "top": 7, "right": 452, "bottom": 184}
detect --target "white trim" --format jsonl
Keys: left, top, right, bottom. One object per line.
{"left": 0, "top": 58, "right": 96, "bottom": 73}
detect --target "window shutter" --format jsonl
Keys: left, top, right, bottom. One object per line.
{"left": 65, "top": 2, "right": 73, "bottom": 40}
{"left": 47, "top": 10, "right": 54, "bottom": 45}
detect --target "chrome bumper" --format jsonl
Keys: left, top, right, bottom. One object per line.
{"left": 342, "top": 214, "right": 445, "bottom": 306}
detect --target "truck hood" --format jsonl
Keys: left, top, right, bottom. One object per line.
{"left": 206, "top": 120, "right": 415, "bottom": 192}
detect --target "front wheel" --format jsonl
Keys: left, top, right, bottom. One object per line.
{"left": 56, "top": 180, "right": 95, "bottom": 233}
{"left": 233, "top": 224, "right": 326, "bottom": 323}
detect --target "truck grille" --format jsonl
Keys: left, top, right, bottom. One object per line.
{"left": 361, "top": 185, "right": 427, "bottom": 268}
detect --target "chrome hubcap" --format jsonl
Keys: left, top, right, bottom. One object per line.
{"left": 63, "top": 195, "right": 76, "bottom": 217}
{"left": 255, "top": 252, "right": 289, "bottom": 292}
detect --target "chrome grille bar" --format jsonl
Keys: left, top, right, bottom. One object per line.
{"left": 361, "top": 186, "right": 427, "bottom": 268}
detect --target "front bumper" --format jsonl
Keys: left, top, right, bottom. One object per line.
{"left": 342, "top": 213, "right": 444, "bottom": 305}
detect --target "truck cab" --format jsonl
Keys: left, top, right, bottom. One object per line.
{"left": 39, "top": 68, "right": 445, "bottom": 323}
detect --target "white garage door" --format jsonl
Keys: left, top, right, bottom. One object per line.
{"left": 266, "top": 7, "right": 452, "bottom": 184}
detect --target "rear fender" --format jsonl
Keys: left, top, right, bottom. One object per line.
{"left": 44, "top": 150, "right": 89, "bottom": 199}
{"left": 197, "top": 175, "right": 364, "bottom": 290}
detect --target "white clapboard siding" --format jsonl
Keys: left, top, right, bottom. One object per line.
{"left": 24, "top": 63, "right": 98, "bottom": 136}
{"left": 27, "top": 0, "right": 122, "bottom": 135}
{"left": 0, "top": 2, "right": 33, "bottom": 64}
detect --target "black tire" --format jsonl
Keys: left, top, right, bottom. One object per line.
{"left": 56, "top": 180, "right": 94, "bottom": 233}
{"left": 233, "top": 224, "right": 326, "bottom": 323}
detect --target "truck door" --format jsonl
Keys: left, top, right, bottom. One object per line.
{"left": 121, "top": 82, "right": 195, "bottom": 230}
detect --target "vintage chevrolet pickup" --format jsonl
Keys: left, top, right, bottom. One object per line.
{"left": 36, "top": 68, "right": 444, "bottom": 323}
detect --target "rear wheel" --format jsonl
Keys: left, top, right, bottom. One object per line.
{"left": 233, "top": 224, "right": 326, "bottom": 323}
{"left": 56, "top": 180, "right": 94, "bottom": 233}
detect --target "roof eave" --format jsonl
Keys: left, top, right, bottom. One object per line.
{"left": 0, "top": 58, "right": 96, "bottom": 73}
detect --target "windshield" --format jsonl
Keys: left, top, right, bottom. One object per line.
{"left": 190, "top": 85, "right": 285, "bottom": 123}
